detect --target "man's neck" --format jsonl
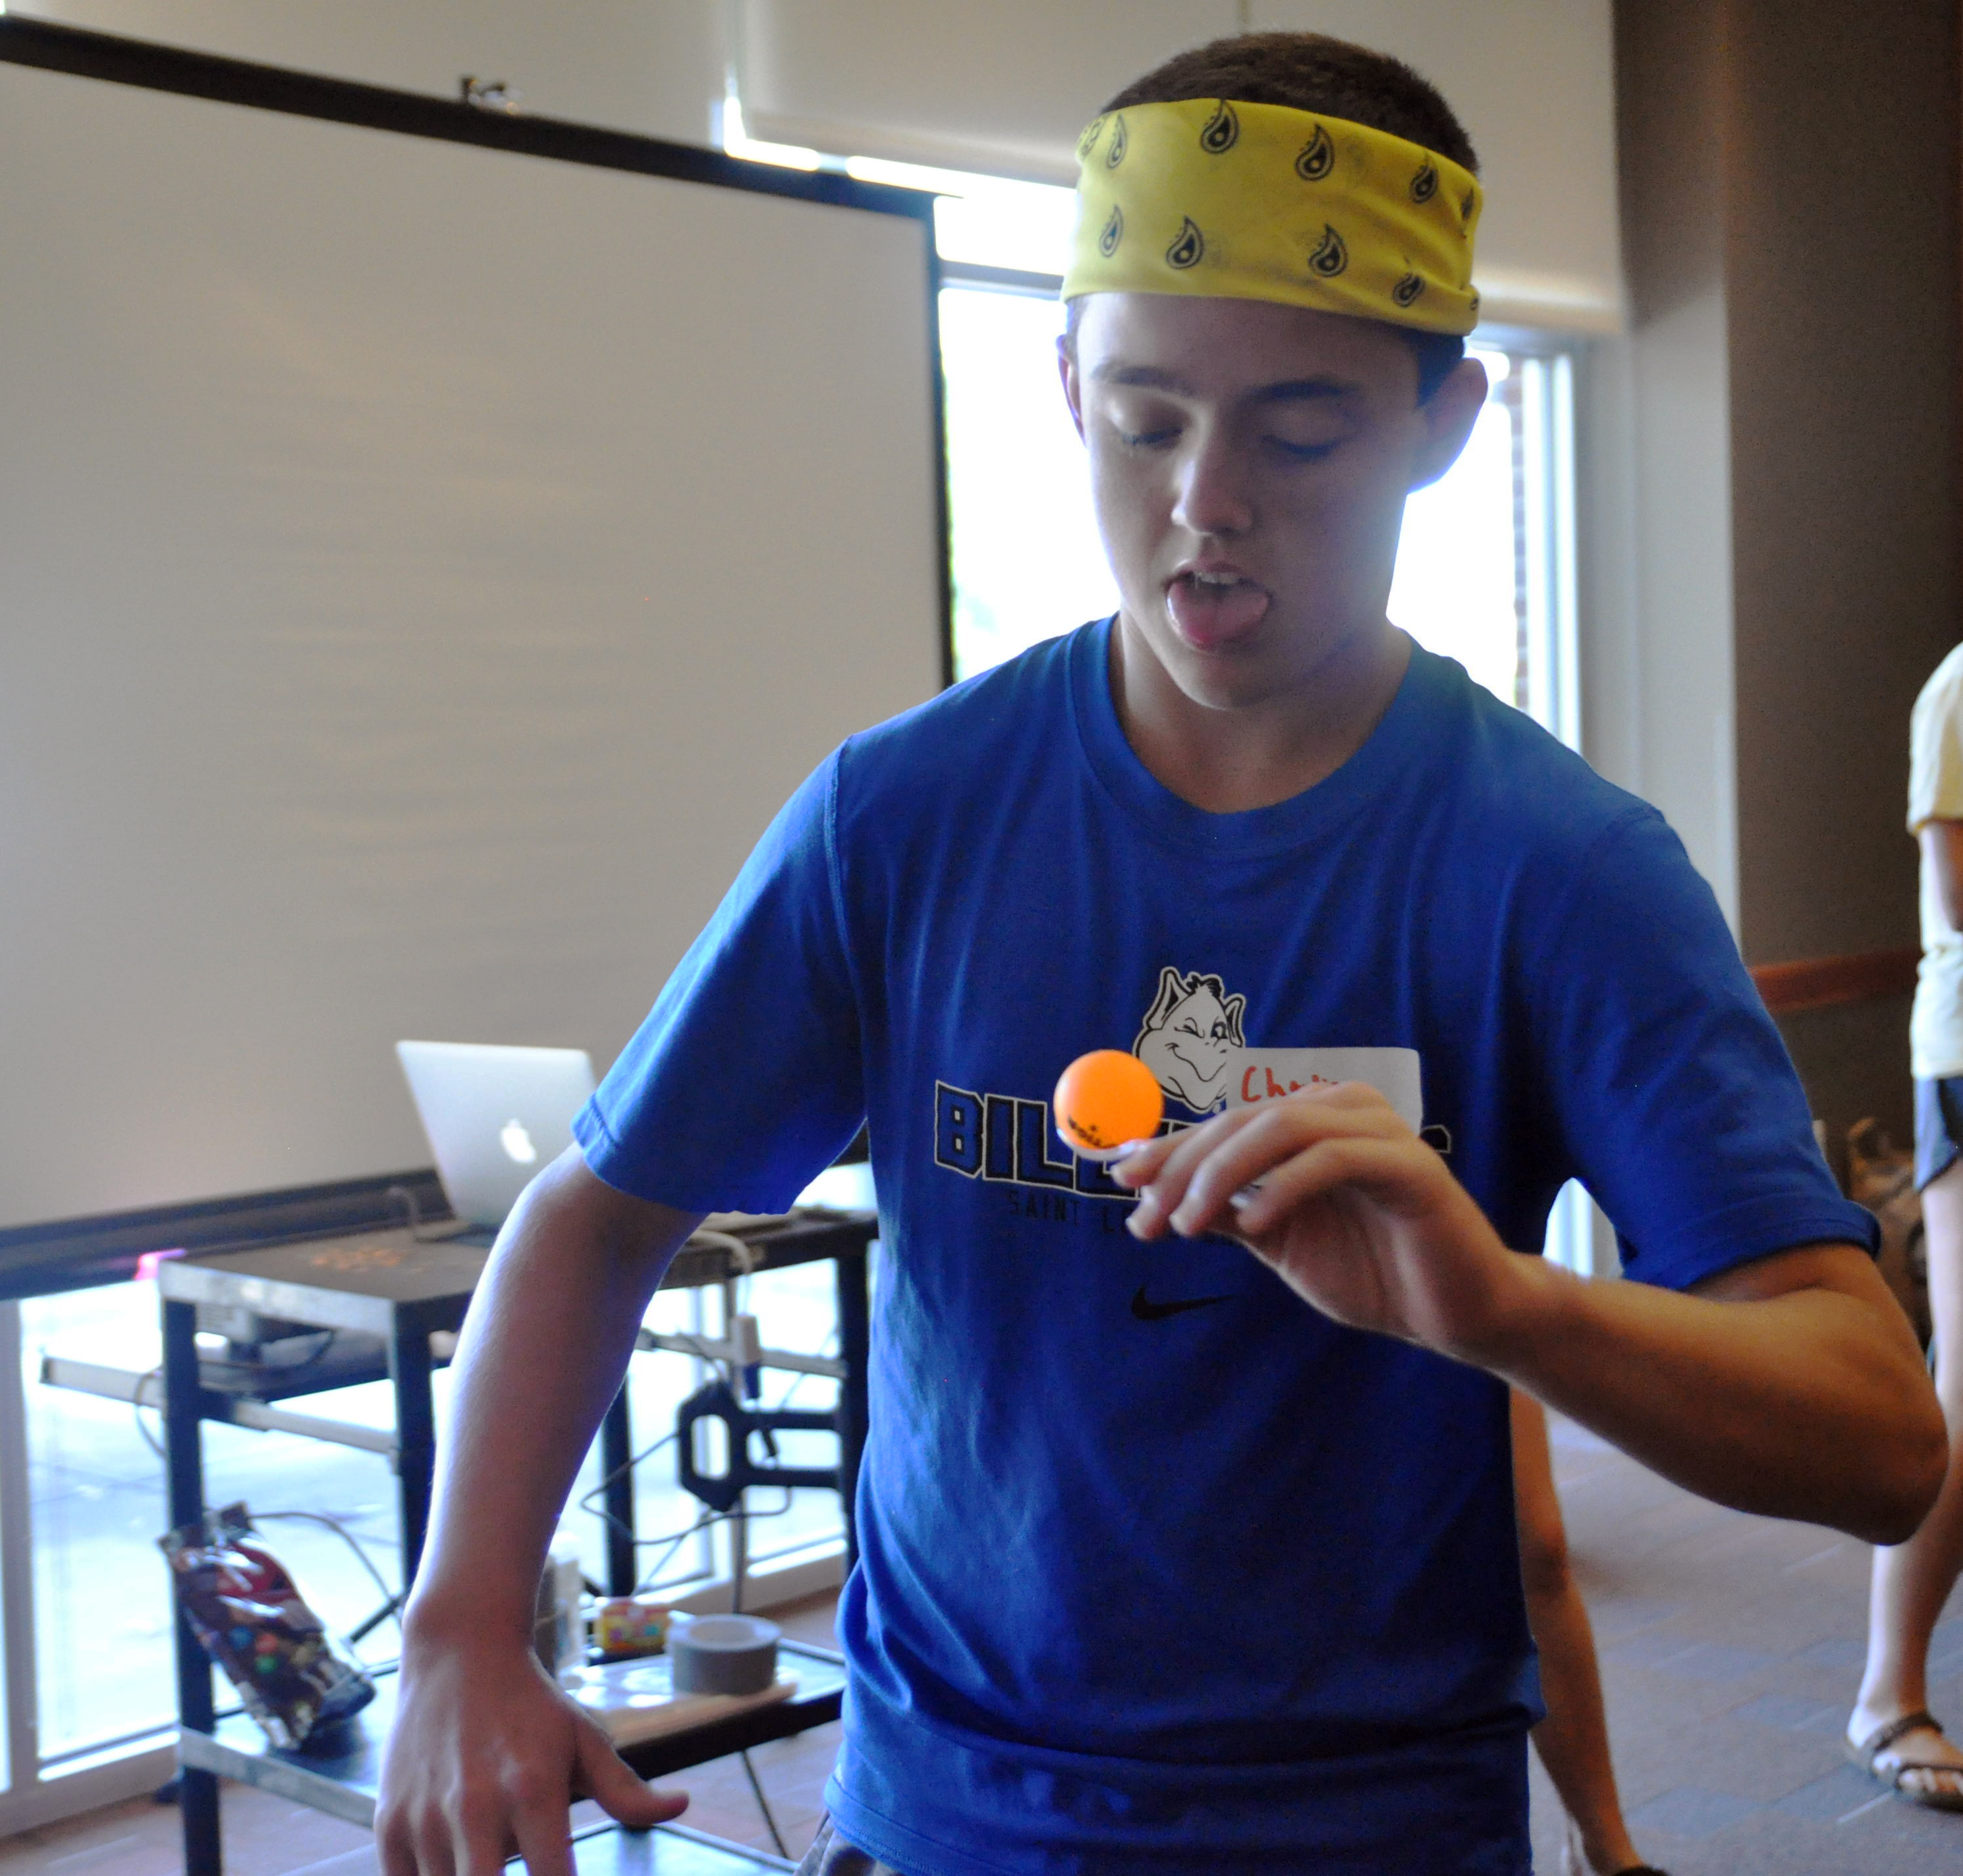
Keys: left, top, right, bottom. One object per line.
{"left": 1109, "top": 615, "right": 1411, "bottom": 815}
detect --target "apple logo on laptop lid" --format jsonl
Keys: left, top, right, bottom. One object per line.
{"left": 500, "top": 1118, "right": 538, "bottom": 1165}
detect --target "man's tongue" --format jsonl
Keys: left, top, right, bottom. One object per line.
{"left": 1165, "top": 574, "right": 1270, "bottom": 648}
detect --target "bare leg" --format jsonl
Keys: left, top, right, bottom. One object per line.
{"left": 1850, "top": 1155, "right": 1963, "bottom": 1800}
{"left": 1513, "top": 1389, "right": 1643, "bottom": 1875}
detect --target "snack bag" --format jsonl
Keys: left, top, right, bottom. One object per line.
{"left": 595, "top": 1595, "right": 673, "bottom": 1660}
{"left": 159, "top": 1503, "right": 375, "bottom": 1751}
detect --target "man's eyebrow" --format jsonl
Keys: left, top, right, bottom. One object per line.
{"left": 1086, "top": 364, "right": 1363, "bottom": 402}
{"left": 1088, "top": 363, "right": 1190, "bottom": 389}
{"left": 1252, "top": 377, "right": 1362, "bottom": 404}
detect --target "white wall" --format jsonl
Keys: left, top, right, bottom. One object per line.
{"left": 32, "top": 3, "right": 1624, "bottom": 331}
{"left": 19, "top": 0, "right": 725, "bottom": 144}
{"left": 1578, "top": 323, "right": 1740, "bottom": 930}
{"left": 0, "top": 51, "right": 943, "bottom": 1223}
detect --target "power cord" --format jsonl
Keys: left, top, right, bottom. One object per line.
{"left": 252, "top": 1508, "right": 403, "bottom": 1640}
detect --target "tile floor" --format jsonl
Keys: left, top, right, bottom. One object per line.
{"left": 5, "top": 1423, "right": 1962, "bottom": 1876}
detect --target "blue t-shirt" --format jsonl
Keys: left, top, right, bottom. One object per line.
{"left": 575, "top": 623, "right": 1873, "bottom": 1876}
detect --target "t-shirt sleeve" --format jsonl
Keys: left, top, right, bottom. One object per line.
{"left": 1908, "top": 667, "right": 1963, "bottom": 833}
{"left": 572, "top": 749, "right": 865, "bottom": 1213}
{"left": 1530, "top": 809, "right": 1878, "bottom": 1290}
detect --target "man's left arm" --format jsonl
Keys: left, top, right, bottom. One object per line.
{"left": 1114, "top": 1090, "right": 1945, "bottom": 1546}
{"left": 1475, "top": 1234, "right": 1943, "bottom": 1545}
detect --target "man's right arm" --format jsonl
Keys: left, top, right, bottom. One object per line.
{"left": 375, "top": 1147, "right": 702, "bottom": 1876}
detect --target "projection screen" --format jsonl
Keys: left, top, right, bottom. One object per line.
{"left": 0, "top": 28, "right": 946, "bottom": 1233}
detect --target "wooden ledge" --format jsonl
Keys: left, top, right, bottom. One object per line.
{"left": 1749, "top": 947, "right": 1920, "bottom": 1015}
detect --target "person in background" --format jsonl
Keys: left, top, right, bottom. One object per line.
{"left": 1513, "top": 1392, "right": 1667, "bottom": 1874}
{"left": 1845, "top": 644, "right": 1963, "bottom": 1810}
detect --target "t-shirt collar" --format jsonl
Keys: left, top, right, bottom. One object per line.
{"left": 1068, "top": 614, "right": 1445, "bottom": 857}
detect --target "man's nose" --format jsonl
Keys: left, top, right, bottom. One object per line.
{"left": 1170, "top": 429, "right": 1255, "bottom": 538}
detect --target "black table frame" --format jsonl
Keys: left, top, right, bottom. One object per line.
{"left": 159, "top": 1212, "right": 873, "bottom": 1876}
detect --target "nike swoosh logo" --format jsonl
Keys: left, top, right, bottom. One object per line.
{"left": 1130, "top": 1284, "right": 1231, "bottom": 1322}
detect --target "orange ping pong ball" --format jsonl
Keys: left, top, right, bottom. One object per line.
{"left": 1054, "top": 1049, "right": 1164, "bottom": 1161}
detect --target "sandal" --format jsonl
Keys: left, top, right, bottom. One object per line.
{"left": 1845, "top": 1709, "right": 1963, "bottom": 1811}
{"left": 1561, "top": 1817, "right": 1671, "bottom": 1875}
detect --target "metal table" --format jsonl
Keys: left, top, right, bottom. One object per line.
{"left": 533, "top": 1816, "right": 798, "bottom": 1876}
{"left": 156, "top": 1210, "right": 873, "bottom": 1876}
{"left": 184, "top": 1645, "right": 845, "bottom": 1848}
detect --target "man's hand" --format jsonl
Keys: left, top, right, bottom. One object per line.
{"left": 372, "top": 1153, "right": 702, "bottom": 1876}
{"left": 376, "top": 1629, "right": 685, "bottom": 1876}
{"left": 1113, "top": 1080, "right": 1526, "bottom": 1360}
{"left": 1113, "top": 1080, "right": 1945, "bottom": 1543}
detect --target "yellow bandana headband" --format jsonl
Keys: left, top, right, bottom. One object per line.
{"left": 1063, "top": 98, "right": 1483, "bottom": 337}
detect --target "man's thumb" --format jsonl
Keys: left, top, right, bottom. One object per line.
{"left": 572, "top": 1721, "right": 688, "bottom": 1828}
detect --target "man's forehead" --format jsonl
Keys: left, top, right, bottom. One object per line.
{"left": 1072, "top": 292, "right": 1403, "bottom": 397}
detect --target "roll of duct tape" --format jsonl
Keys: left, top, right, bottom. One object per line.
{"left": 667, "top": 1613, "right": 780, "bottom": 1696}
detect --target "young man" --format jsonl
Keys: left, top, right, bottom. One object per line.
{"left": 377, "top": 31, "right": 1944, "bottom": 1876}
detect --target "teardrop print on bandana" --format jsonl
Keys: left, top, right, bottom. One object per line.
{"left": 1295, "top": 122, "right": 1335, "bottom": 181}
{"left": 1200, "top": 100, "right": 1240, "bottom": 153}
{"left": 1392, "top": 271, "right": 1426, "bottom": 308}
{"left": 1099, "top": 204, "right": 1124, "bottom": 258}
{"left": 1308, "top": 223, "right": 1348, "bottom": 278}
{"left": 1460, "top": 187, "right": 1477, "bottom": 228}
{"left": 1411, "top": 159, "right": 1439, "bottom": 203}
{"left": 1105, "top": 113, "right": 1128, "bottom": 168}
{"left": 1165, "top": 216, "right": 1205, "bottom": 269}
{"left": 1076, "top": 116, "right": 1106, "bottom": 163}
{"left": 1468, "top": 290, "right": 1481, "bottom": 320}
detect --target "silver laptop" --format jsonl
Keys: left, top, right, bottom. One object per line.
{"left": 396, "top": 1039, "right": 596, "bottom": 1230}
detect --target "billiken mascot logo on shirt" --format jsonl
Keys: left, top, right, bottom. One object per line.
{"left": 1133, "top": 967, "right": 1246, "bottom": 1113}
{"left": 933, "top": 968, "right": 1431, "bottom": 1207}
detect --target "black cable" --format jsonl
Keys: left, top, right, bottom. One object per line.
{"left": 576, "top": 1430, "right": 678, "bottom": 1543}
{"left": 132, "top": 1366, "right": 165, "bottom": 1458}
{"left": 196, "top": 1328, "right": 337, "bottom": 1375}
{"left": 631, "top": 1492, "right": 794, "bottom": 1597}
{"left": 251, "top": 1508, "right": 400, "bottom": 1618}
{"left": 739, "top": 1750, "right": 790, "bottom": 1860}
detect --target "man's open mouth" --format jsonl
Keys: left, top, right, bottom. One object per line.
{"left": 1164, "top": 568, "right": 1272, "bottom": 648}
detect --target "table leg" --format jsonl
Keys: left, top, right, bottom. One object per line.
{"left": 601, "top": 1383, "right": 636, "bottom": 1595}
{"left": 389, "top": 1316, "right": 435, "bottom": 1591}
{"left": 833, "top": 1245, "right": 870, "bottom": 1572}
{"left": 163, "top": 1298, "right": 221, "bottom": 1876}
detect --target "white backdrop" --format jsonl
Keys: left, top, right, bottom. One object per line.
{"left": 0, "top": 57, "right": 943, "bottom": 1227}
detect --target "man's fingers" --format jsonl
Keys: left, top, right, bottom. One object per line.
{"left": 574, "top": 1719, "right": 689, "bottom": 1830}
{"left": 454, "top": 1813, "right": 518, "bottom": 1876}
{"left": 506, "top": 1797, "right": 577, "bottom": 1876}
{"left": 1229, "top": 1134, "right": 1427, "bottom": 1238}
{"left": 1115, "top": 1107, "right": 1267, "bottom": 1234}
{"left": 404, "top": 1817, "right": 461, "bottom": 1876}
{"left": 375, "top": 1809, "right": 424, "bottom": 1876}
{"left": 1127, "top": 1093, "right": 1410, "bottom": 1239}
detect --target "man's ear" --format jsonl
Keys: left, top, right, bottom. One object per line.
{"left": 1057, "top": 333, "right": 1088, "bottom": 443}
{"left": 1408, "top": 354, "right": 1489, "bottom": 492}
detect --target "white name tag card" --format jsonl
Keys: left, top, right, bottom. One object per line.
{"left": 1224, "top": 1047, "right": 1424, "bottom": 1133}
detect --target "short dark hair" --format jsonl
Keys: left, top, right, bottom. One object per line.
{"left": 1065, "top": 30, "right": 1479, "bottom": 402}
